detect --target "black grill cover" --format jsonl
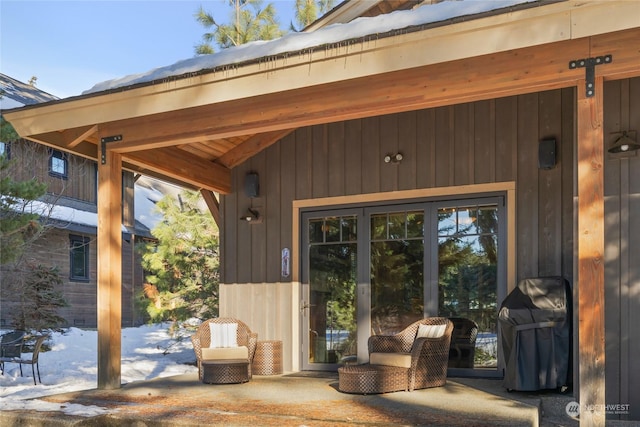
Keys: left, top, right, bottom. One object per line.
{"left": 498, "top": 277, "right": 572, "bottom": 391}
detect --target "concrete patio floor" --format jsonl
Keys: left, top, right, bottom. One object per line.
{"left": 1, "top": 372, "right": 583, "bottom": 427}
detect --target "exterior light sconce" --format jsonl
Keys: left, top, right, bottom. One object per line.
{"left": 384, "top": 153, "right": 403, "bottom": 164}
{"left": 240, "top": 208, "right": 262, "bottom": 224}
{"left": 608, "top": 130, "right": 639, "bottom": 154}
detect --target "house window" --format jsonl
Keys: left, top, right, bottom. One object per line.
{"left": 70, "top": 235, "right": 90, "bottom": 281}
{"left": 0, "top": 141, "right": 9, "bottom": 159}
{"left": 49, "top": 150, "right": 68, "bottom": 178}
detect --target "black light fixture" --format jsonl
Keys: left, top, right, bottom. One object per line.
{"left": 384, "top": 153, "right": 403, "bottom": 163}
{"left": 608, "top": 130, "right": 640, "bottom": 154}
{"left": 240, "top": 208, "right": 262, "bottom": 223}
{"left": 244, "top": 172, "right": 260, "bottom": 198}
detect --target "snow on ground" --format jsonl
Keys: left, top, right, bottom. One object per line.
{"left": 0, "top": 323, "right": 197, "bottom": 417}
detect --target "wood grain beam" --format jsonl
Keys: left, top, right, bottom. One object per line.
{"left": 123, "top": 147, "right": 232, "bottom": 194}
{"left": 64, "top": 124, "right": 98, "bottom": 148}
{"left": 90, "top": 29, "right": 640, "bottom": 155}
{"left": 200, "top": 190, "right": 220, "bottom": 227}
{"left": 217, "top": 129, "right": 294, "bottom": 168}
{"left": 97, "top": 148, "right": 122, "bottom": 390}
{"left": 577, "top": 76, "right": 606, "bottom": 427}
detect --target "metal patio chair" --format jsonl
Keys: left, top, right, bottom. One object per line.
{"left": 0, "top": 334, "right": 49, "bottom": 385}
{"left": 1, "top": 330, "right": 27, "bottom": 375}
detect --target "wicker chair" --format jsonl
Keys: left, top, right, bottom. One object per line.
{"left": 338, "top": 317, "right": 453, "bottom": 394}
{"left": 448, "top": 317, "right": 478, "bottom": 368}
{"left": 191, "top": 318, "right": 258, "bottom": 384}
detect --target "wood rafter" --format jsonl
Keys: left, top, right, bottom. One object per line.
{"left": 200, "top": 190, "right": 221, "bottom": 226}
{"left": 122, "top": 146, "right": 231, "bottom": 193}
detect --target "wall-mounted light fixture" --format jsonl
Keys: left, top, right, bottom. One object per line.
{"left": 384, "top": 153, "right": 403, "bottom": 164}
{"left": 244, "top": 172, "right": 260, "bottom": 198}
{"left": 608, "top": 130, "right": 639, "bottom": 154}
{"left": 240, "top": 208, "right": 262, "bottom": 224}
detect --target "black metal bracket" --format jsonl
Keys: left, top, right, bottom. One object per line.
{"left": 568, "top": 55, "right": 612, "bottom": 98}
{"left": 100, "top": 135, "right": 122, "bottom": 164}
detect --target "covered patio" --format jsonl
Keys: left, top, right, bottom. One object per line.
{"left": 1, "top": 373, "right": 565, "bottom": 426}
{"left": 3, "top": 1, "right": 640, "bottom": 426}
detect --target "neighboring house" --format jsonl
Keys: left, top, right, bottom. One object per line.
{"left": 0, "top": 73, "right": 162, "bottom": 328}
{"left": 4, "top": 1, "right": 640, "bottom": 424}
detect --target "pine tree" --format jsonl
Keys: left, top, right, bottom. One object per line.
{"left": 138, "top": 190, "right": 219, "bottom": 323}
{"left": 195, "top": 0, "right": 284, "bottom": 54}
{"left": 292, "top": 0, "right": 335, "bottom": 31}
{"left": 10, "top": 263, "right": 68, "bottom": 332}
{"left": 0, "top": 138, "right": 48, "bottom": 264}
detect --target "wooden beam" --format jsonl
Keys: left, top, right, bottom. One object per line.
{"left": 217, "top": 129, "right": 294, "bottom": 168}
{"left": 123, "top": 147, "right": 232, "bottom": 194}
{"left": 200, "top": 190, "right": 220, "bottom": 227}
{"left": 64, "top": 124, "right": 98, "bottom": 148}
{"left": 87, "top": 30, "right": 640, "bottom": 155}
{"left": 577, "top": 76, "right": 606, "bottom": 427}
{"left": 97, "top": 148, "right": 123, "bottom": 390}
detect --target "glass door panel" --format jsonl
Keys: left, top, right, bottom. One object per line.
{"left": 370, "top": 210, "right": 425, "bottom": 335}
{"left": 306, "top": 215, "right": 358, "bottom": 367}
{"left": 437, "top": 204, "right": 500, "bottom": 370}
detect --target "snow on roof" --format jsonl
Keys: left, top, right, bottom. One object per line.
{"left": 0, "top": 73, "right": 59, "bottom": 109}
{"left": 84, "top": 0, "right": 534, "bottom": 94}
{"left": 0, "top": 73, "right": 175, "bottom": 233}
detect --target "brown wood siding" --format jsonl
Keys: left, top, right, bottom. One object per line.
{"left": 5, "top": 139, "right": 97, "bottom": 204}
{"left": 0, "top": 227, "right": 145, "bottom": 329}
{"left": 604, "top": 77, "right": 640, "bottom": 420}
{"left": 222, "top": 87, "right": 576, "bottom": 287}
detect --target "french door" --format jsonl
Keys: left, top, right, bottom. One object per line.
{"left": 301, "top": 197, "right": 505, "bottom": 375}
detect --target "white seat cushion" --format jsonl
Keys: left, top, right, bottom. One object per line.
{"left": 201, "top": 346, "right": 249, "bottom": 361}
{"left": 416, "top": 323, "right": 446, "bottom": 339}
{"left": 369, "top": 352, "right": 412, "bottom": 368}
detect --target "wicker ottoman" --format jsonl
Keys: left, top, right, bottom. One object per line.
{"left": 338, "top": 364, "right": 409, "bottom": 394}
{"left": 201, "top": 359, "right": 250, "bottom": 384}
{"left": 252, "top": 340, "right": 283, "bottom": 375}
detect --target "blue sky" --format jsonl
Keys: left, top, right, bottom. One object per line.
{"left": 1, "top": 0, "right": 297, "bottom": 98}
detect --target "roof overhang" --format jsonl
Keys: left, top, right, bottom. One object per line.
{"left": 4, "top": 0, "right": 640, "bottom": 193}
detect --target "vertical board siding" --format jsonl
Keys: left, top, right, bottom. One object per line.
{"left": 516, "top": 93, "right": 540, "bottom": 279}
{"left": 225, "top": 89, "right": 575, "bottom": 286}
{"left": 604, "top": 77, "right": 640, "bottom": 421}
{"left": 537, "top": 90, "right": 563, "bottom": 277}
{"left": 344, "top": 119, "right": 363, "bottom": 195}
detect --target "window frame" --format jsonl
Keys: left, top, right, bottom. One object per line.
{"left": 69, "top": 234, "right": 90, "bottom": 282}
{"left": 49, "top": 149, "right": 68, "bottom": 179}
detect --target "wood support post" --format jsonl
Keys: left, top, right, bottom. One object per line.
{"left": 97, "top": 148, "right": 123, "bottom": 389}
{"left": 577, "top": 76, "right": 606, "bottom": 427}
{"left": 200, "top": 189, "right": 221, "bottom": 227}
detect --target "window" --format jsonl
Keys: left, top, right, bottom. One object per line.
{"left": 70, "top": 235, "right": 90, "bottom": 281}
{"left": 0, "top": 141, "right": 9, "bottom": 159}
{"left": 49, "top": 150, "right": 68, "bottom": 178}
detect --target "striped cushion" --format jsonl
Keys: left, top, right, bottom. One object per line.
{"left": 416, "top": 324, "right": 446, "bottom": 339}
{"left": 209, "top": 323, "right": 238, "bottom": 348}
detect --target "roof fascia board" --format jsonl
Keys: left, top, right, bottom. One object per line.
{"left": 5, "top": 1, "right": 638, "bottom": 138}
